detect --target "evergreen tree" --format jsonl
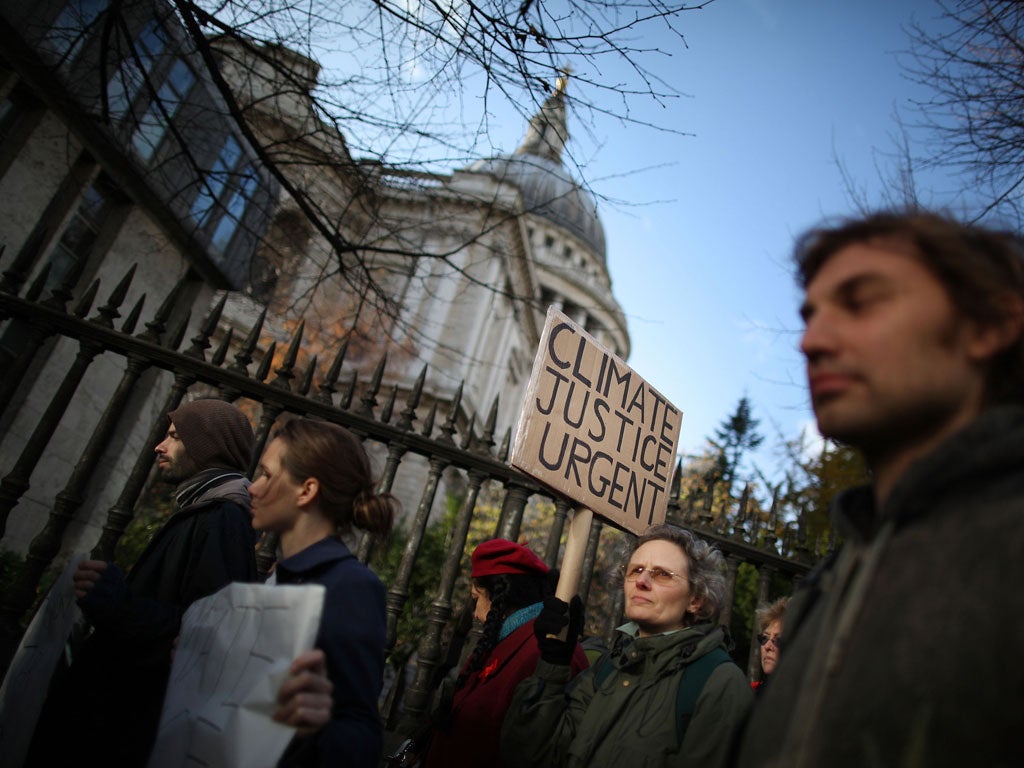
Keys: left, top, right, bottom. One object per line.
{"left": 710, "top": 396, "right": 764, "bottom": 498}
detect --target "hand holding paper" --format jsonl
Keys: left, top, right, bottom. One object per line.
{"left": 274, "top": 649, "right": 333, "bottom": 736}
{"left": 147, "top": 582, "right": 325, "bottom": 768}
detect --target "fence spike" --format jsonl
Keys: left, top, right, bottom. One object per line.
{"left": 381, "top": 384, "right": 398, "bottom": 423}
{"left": 498, "top": 426, "right": 511, "bottom": 461}
{"left": 700, "top": 475, "right": 716, "bottom": 526}
{"left": 229, "top": 306, "right": 267, "bottom": 375}
{"left": 438, "top": 382, "right": 463, "bottom": 444}
{"left": 121, "top": 293, "right": 146, "bottom": 334}
{"left": 271, "top": 320, "right": 304, "bottom": 390}
{"left": 163, "top": 309, "right": 190, "bottom": 351}
{"left": 314, "top": 336, "right": 348, "bottom": 404}
{"left": 91, "top": 264, "right": 136, "bottom": 328}
{"left": 670, "top": 458, "right": 683, "bottom": 499}
{"left": 421, "top": 401, "right": 437, "bottom": 437}
{"left": 299, "top": 354, "right": 318, "bottom": 396}
{"left": 139, "top": 278, "right": 186, "bottom": 344}
{"left": 732, "top": 483, "right": 750, "bottom": 538}
{"left": 43, "top": 250, "right": 87, "bottom": 310}
{"left": 340, "top": 372, "right": 356, "bottom": 410}
{"left": 478, "top": 395, "right": 499, "bottom": 454}
{"left": 72, "top": 279, "right": 100, "bottom": 318}
{"left": 211, "top": 327, "right": 234, "bottom": 366}
{"left": 184, "top": 293, "right": 228, "bottom": 360}
{"left": 396, "top": 365, "right": 426, "bottom": 431}
{"left": 357, "top": 353, "right": 387, "bottom": 417}
{"left": 460, "top": 413, "right": 476, "bottom": 450}
{"left": 255, "top": 340, "right": 277, "bottom": 382}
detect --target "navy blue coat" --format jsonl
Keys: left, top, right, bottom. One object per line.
{"left": 275, "top": 537, "right": 387, "bottom": 768}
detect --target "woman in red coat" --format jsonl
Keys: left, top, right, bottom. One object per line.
{"left": 424, "top": 539, "right": 589, "bottom": 768}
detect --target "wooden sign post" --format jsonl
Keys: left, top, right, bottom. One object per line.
{"left": 511, "top": 307, "right": 683, "bottom": 599}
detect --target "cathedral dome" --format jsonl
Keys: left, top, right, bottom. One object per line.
{"left": 469, "top": 153, "right": 607, "bottom": 260}
{"left": 467, "top": 74, "right": 606, "bottom": 261}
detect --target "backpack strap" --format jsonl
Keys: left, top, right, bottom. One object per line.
{"left": 676, "top": 646, "right": 732, "bottom": 744}
{"left": 593, "top": 651, "right": 615, "bottom": 688}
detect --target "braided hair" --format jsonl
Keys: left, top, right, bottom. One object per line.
{"left": 454, "top": 571, "right": 553, "bottom": 692}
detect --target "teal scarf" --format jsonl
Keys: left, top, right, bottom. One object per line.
{"left": 500, "top": 602, "right": 544, "bottom": 641}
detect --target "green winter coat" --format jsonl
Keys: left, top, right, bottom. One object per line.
{"left": 500, "top": 622, "right": 752, "bottom": 768}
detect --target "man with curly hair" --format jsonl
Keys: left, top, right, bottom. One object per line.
{"left": 735, "top": 210, "right": 1024, "bottom": 767}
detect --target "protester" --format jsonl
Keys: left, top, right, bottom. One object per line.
{"left": 734, "top": 210, "right": 1024, "bottom": 767}
{"left": 501, "top": 524, "right": 752, "bottom": 768}
{"left": 750, "top": 596, "right": 787, "bottom": 692}
{"left": 423, "top": 539, "right": 588, "bottom": 768}
{"left": 250, "top": 417, "right": 397, "bottom": 768}
{"left": 27, "top": 398, "right": 260, "bottom": 767}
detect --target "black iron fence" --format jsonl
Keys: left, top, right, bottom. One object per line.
{"left": 0, "top": 247, "right": 818, "bottom": 733}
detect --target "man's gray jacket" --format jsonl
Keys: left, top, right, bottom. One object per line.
{"left": 734, "top": 406, "right": 1024, "bottom": 768}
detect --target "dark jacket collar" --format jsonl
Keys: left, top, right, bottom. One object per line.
{"left": 275, "top": 536, "right": 353, "bottom": 579}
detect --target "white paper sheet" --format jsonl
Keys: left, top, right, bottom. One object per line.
{"left": 0, "top": 553, "right": 86, "bottom": 768}
{"left": 147, "top": 582, "right": 325, "bottom": 768}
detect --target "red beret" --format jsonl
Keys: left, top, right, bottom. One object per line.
{"left": 471, "top": 539, "right": 549, "bottom": 578}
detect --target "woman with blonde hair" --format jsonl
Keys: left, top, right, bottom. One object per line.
{"left": 752, "top": 596, "right": 789, "bottom": 691}
{"left": 250, "top": 417, "right": 397, "bottom": 768}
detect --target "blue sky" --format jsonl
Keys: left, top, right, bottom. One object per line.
{"left": 334, "top": 0, "right": 952, "bottom": 484}
{"left": 564, "top": 0, "right": 947, "bottom": 480}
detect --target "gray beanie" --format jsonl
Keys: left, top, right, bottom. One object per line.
{"left": 168, "top": 399, "right": 255, "bottom": 472}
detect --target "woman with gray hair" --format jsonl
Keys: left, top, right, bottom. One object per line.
{"left": 500, "top": 524, "right": 752, "bottom": 768}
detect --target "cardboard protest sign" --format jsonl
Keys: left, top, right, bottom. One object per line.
{"left": 511, "top": 307, "right": 683, "bottom": 536}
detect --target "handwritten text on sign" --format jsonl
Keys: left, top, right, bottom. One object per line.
{"left": 511, "top": 308, "right": 682, "bottom": 535}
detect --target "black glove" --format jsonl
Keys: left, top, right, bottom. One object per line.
{"left": 533, "top": 595, "right": 584, "bottom": 665}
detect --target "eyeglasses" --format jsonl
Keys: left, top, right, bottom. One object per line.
{"left": 757, "top": 633, "right": 782, "bottom": 648}
{"left": 619, "top": 564, "right": 685, "bottom": 586}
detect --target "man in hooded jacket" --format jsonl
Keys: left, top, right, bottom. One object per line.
{"left": 28, "top": 398, "right": 259, "bottom": 767}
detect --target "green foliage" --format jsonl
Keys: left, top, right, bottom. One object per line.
{"left": 727, "top": 563, "right": 797, "bottom": 675}
{"left": 371, "top": 496, "right": 463, "bottom": 669}
{"left": 779, "top": 435, "right": 869, "bottom": 555}
{"left": 115, "top": 479, "right": 176, "bottom": 569}
{"left": 710, "top": 396, "right": 765, "bottom": 498}
{"left": 727, "top": 562, "right": 760, "bottom": 667}
{"left": 372, "top": 484, "right": 634, "bottom": 669}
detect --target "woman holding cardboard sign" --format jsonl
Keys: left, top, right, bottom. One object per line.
{"left": 500, "top": 524, "right": 752, "bottom": 768}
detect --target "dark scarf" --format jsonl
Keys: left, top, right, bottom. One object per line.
{"left": 174, "top": 468, "right": 251, "bottom": 511}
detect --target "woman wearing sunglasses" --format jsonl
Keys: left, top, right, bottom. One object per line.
{"left": 501, "top": 524, "right": 752, "bottom": 768}
{"left": 752, "top": 597, "right": 789, "bottom": 693}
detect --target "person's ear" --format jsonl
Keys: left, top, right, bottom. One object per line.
{"left": 687, "top": 595, "right": 705, "bottom": 619}
{"left": 966, "top": 295, "right": 1024, "bottom": 362}
{"left": 296, "top": 477, "right": 320, "bottom": 508}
